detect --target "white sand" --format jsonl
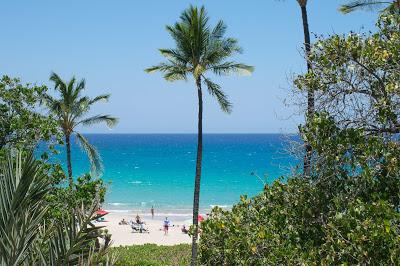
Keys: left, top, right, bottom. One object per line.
{"left": 98, "top": 212, "right": 192, "bottom": 246}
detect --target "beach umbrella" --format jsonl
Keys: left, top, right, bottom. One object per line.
{"left": 96, "top": 209, "right": 109, "bottom": 216}
{"left": 198, "top": 215, "right": 204, "bottom": 222}
{"left": 183, "top": 215, "right": 204, "bottom": 225}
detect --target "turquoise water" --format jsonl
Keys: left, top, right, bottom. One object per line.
{"left": 47, "top": 134, "right": 298, "bottom": 213}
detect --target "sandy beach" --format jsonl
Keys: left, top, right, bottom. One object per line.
{"left": 98, "top": 212, "right": 193, "bottom": 246}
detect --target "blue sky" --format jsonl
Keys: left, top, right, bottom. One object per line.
{"left": 0, "top": 1, "right": 378, "bottom": 133}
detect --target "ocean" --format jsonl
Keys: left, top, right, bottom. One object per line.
{"left": 45, "top": 134, "right": 298, "bottom": 214}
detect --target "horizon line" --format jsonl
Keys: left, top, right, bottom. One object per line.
{"left": 78, "top": 132, "right": 299, "bottom": 135}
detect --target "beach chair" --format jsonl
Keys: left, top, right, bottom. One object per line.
{"left": 131, "top": 222, "right": 149, "bottom": 233}
{"left": 131, "top": 223, "right": 140, "bottom": 232}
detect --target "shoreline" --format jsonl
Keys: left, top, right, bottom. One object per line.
{"left": 100, "top": 212, "right": 193, "bottom": 246}
{"left": 102, "top": 204, "right": 231, "bottom": 216}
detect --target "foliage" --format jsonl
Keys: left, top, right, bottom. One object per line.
{"left": 75, "top": 173, "right": 108, "bottom": 206}
{"left": 0, "top": 151, "right": 52, "bottom": 265}
{"left": 46, "top": 72, "right": 118, "bottom": 178}
{"left": 145, "top": 5, "right": 253, "bottom": 113}
{"left": 47, "top": 172, "right": 108, "bottom": 219}
{"left": 295, "top": 8, "right": 400, "bottom": 134}
{"left": 199, "top": 9, "right": 400, "bottom": 265}
{"left": 199, "top": 176, "right": 400, "bottom": 265}
{"left": 339, "top": 0, "right": 400, "bottom": 14}
{"left": 300, "top": 113, "right": 400, "bottom": 207}
{"left": 0, "top": 150, "right": 114, "bottom": 265}
{"left": 113, "top": 244, "right": 191, "bottom": 266}
{"left": 0, "top": 75, "right": 60, "bottom": 151}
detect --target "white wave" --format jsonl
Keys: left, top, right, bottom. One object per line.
{"left": 210, "top": 204, "right": 230, "bottom": 209}
{"left": 107, "top": 202, "right": 128, "bottom": 206}
{"left": 105, "top": 209, "right": 131, "bottom": 213}
{"left": 128, "top": 181, "right": 142, "bottom": 184}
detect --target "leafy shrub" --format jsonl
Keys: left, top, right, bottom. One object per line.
{"left": 199, "top": 179, "right": 400, "bottom": 265}
{"left": 199, "top": 9, "right": 400, "bottom": 264}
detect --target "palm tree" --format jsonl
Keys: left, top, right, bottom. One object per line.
{"left": 276, "top": 0, "right": 314, "bottom": 175}
{"left": 339, "top": 0, "right": 400, "bottom": 13}
{"left": 145, "top": 6, "right": 253, "bottom": 265}
{"left": 296, "top": 0, "right": 314, "bottom": 177}
{"left": 47, "top": 72, "right": 118, "bottom": 188}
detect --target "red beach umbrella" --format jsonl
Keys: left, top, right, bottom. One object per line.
{"left": 96, "top": 209, "right": 109, "bottom": 216}
{"left": 198, "top": 215, "right": 204, "bottom": 222}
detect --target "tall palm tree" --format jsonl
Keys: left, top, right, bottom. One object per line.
{"left": 276, "top": 0, "right": 314, "bottom": 175}
{"left": 145, "top": 6, "right": 253, "bottom": 265}
{"left": 339, "top": 0, "right": 400, "bottom": 13}
{"left": 47, "top": 72, "right": 118, "bottom": 188}
{"left": 296, "top": 0, "right": 314, "bottom": 177}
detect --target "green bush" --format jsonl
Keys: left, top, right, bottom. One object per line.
{"left": 199, "top": 180, "right": 400, "bottom": 265}
{"left": 322, "top": 200, "right": 400, "bottom": 264}
{"left": 199, "top": 9, "right": 400, "bottom": 265}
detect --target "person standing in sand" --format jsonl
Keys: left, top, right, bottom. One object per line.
{"left": 163, "top": 217, "right": 170, "bottom": 235}
{"left": 151, "top": 206, "right": 154, "bottom": 219}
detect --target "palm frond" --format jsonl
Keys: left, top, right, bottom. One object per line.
{"left": 0, "top": 151, "right": 51, "bottom": 266}
{"left": 72, "top": 78, "right": 85, "bottom": 100}
{"left": 339, "top": 0, "right": 392, "bottom": 13}
{"left": 166, "top": 23, "right": 193, "bottom": 62}
{"left": 78, "top": 115, "right": 118, "bottom": 129}
{"left": 46, "top": 202, "right": 110, "bottom": 265}
{"left": 0, "top": 151, "right": 114, "bottom": 265}
{"left": 203, "top": 77, "right": 232, "bottom": 113}
{"left": 211, "top": 62, "right": 254, "bottom": 76}
{"left": 75, "top": 132, "right": 103, "bottom": 177}
{"left": 50, "top": 72, "right": 69, "bottom": 101}
{"left": 67, "top": 76, "right": 76, "bottom": 96}
{"left": 89, "top": 94, "right": 110, "bottom": 105}
{"left": 146, "top": 5, "right": 253, "bottom": 117}
{"left": 211, "top": 20, "right": 227, "bottom": 39}
{"left": 43, "top": 94, "right": 63, "bottom": 117}
{"left": 159, "top": 49, "right": 189, "bottom": 65}
{"left": 204, "top": 38, "right": 242, "bottom": 66}
{"left": 145, "top": 63, "right": 188, "bottom": 81}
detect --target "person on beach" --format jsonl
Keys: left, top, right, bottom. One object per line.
{"left": 181, "top": 225, "right": 188, "bottom": 234}
{"left": 151, "top": 206, "right": 154, "bottom": 219}
{"left": 119, "top": 218, "right": 128, "bottom": 225}
{"left": 163, "top": 217, "right": 170, "bottom": 235}
{"left": 135, "top": 214, "right": 141, "bottom": 224}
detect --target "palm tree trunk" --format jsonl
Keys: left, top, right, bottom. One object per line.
{"left": 65, "top": 134, "right": 73, "bottom": 188}
{"left": 191, "top": 77, "right": 203, "bottom": 266}
{"left": 300, "top": 4, "right": 314, "bottom": 177}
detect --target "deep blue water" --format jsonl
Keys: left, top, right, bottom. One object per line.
{"left": 44, "top": 134, "right": 298, "bottom": 213}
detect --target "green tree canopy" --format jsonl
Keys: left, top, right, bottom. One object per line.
{"left": 0, "top": 75, "right": 60, "bottom": 151}
{"left": 295, "top": 8, "right": 400, "bottom": 135}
